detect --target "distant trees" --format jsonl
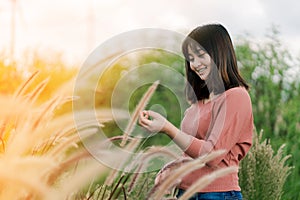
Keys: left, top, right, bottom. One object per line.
{"left": 235, "top": 28, "right": 300, "bottom": 200}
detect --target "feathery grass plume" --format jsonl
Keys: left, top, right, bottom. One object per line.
{"left": 46, "top": 149, "right": 91, "bottom": 185}
{"left": 38, "top": 109, "right": 114, "bottom": 147}
{"left": 48, "top": 159, "right": 107, "bottom": 200}
{"left": 142, "top": 146, "right": 180, "bottom": 161}
{"left": 148, "top": 150, "right": 226, "bottom": 200}
{"left": 85, "top": 137, "right": 143, "bottom": 199}
{"left": 13, "top": 70, "right": 39, "bottom": 98}
{"left": 153, "top": 156, "right": 192, "bottom": 189}
{"left": 124, "top": 145, "right": 179, "bottom": 175}
{"left": 120, "top": 80, "right": 160, "bottom": 147}
{"left": 2, "top": 156, "right": 57, "bottom": 173}
{"left": 3, "top": 99, "right": 44, "bottom": 156}
{"left": 239, "top": 129, "right": 292, "bottom": 200}
{"left": 5, "top": 98, "right": 75, "bottom": 157}
{"left": 104, "top": 137, "right": 141, "bottom": 186}
{"left": 4, "top": 74, "right": 61, "bottom": 156}
{"left": 0, "top": 72, "right": 116, "bottom": 199}
{"left": 31, "top": 96, "right": 60, "bottom": 129}
{"left": 25, "top": 77, "right": 50, "bottom": 104}
{"left": 178, "top": 166, "right": 238, "bottom": 200}
{"left": 127, "top": 146, "right": 180, "bottom": 193}
{"left": 38, "top": 117, "right": 110, "bottom": 158}
{"left": 47, "top": 134, "right": 81, "bottom": 157}
{"left": 0, "top": 159, "right": 53, "bottom": 200}
{"left": 31, "top": 118, "right": 95, "bottom": 157}
{"left": 127, "top": 164, "right": 144, "bottom": 194}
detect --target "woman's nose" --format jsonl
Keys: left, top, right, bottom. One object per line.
{"left": 195, "top": 57, "right": 202, "bottom": 64}
{"left": 193, "top": 58, "right": 202, "bottom": 67}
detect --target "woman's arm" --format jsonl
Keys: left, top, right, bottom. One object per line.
{"left": 139, "top": 88, "right": 253, "bottom": 166}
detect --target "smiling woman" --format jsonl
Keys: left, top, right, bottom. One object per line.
{"left": 139, "top": 23, "right": 253, "bottom": 200}
{"left": 181, "top": 24, "right": 249, "bottom": 103}
{"left": 186, "top": 45, "right": 212, "bottom": 81}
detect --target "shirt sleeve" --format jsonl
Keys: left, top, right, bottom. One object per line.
{"left": 184, "top": 87, "right": 253, "bottom": 166}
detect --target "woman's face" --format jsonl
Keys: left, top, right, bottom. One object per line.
{"left": 187, "top": 45, "right": 212, "bottom": 80}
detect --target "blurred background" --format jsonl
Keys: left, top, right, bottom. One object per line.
{"left": 1, "top": 0, "right": 300, "bottom": 64}
{"left": 0, "top": 0, "right": 299, "bottom": 199}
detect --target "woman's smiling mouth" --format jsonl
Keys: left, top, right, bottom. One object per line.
{"left": 196, "top": 66, "right": 208, "bottom": 73}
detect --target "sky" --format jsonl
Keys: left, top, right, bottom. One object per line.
{"left": 0, "top": 0, "right": 300, "bottom": 65}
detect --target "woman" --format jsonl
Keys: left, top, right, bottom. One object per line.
{"left": 139, "top": 24, "right": 253, "bottom": 200}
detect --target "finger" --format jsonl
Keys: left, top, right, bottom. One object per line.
{"left": 139, "top": 111, "right": 146, "bottom": 123}
{"left": 140, "top": 111, "right": 148, "bottom": 119}
{"left": 139, "top": 111, "right": 148, "bottom": 125}
{"left": 141, "top": 113, "right": 152, "bottom": 123}
{"left": 147, "top": 110, "right": 160, "bottom": 118}
{"left": 139, "top": 123, "right": 153, "bottom": 133}
{"left": 142, "top": 110, "right": 149, "bottom": 119}
{"left": 139, "top": 115, "right": 152, "bottom": 127}
{"left": 147, "top": 110, "right": 155, "bottom": 117}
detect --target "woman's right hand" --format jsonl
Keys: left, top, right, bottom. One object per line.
{"left": 138, "top": 110, "right": 167, "bottom": 133}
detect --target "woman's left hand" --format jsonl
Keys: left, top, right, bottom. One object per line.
{"left": 139, "top": 110, "right": 167, "bottom": 133}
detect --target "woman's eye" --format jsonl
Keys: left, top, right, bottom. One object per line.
{"left": 197, "top": 53, "right": 205, "bottom": 57}
{"left": 188, "top": 57, "right": 194, "bottom": 62}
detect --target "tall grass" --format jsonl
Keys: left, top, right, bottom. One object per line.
{"left": 239, "top": 130, "right": 292, "bottom": 200}
{"left": 0, "top": 71, "right": 118, "bottom": 199}
{"left": 0, "top": 69, "right": 244, "bottom": 199}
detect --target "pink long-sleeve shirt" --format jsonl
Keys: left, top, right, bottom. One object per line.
{"left": 179, "top": 86, "right": 253, "bottom": 192}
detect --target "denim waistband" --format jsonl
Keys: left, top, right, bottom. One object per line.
{"left": 176, "top": 188, "right": 243, "bottom": 200}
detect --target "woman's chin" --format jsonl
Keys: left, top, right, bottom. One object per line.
{"left": 195, "top": 70, "right": 210, "bottom": 80}
{"left": 199, "top": 74, "right": 208, "bottom": 80}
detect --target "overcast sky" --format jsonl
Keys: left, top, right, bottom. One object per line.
{"left": 1, "top": 0, "right": 300, "bottom": 64}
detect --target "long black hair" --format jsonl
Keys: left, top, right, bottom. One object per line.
{"left": 182, "top": 24, "right": 249, "bottom": 103}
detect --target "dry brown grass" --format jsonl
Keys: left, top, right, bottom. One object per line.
{"left": 0, "top": 72, "right": 120, "bottom": 199}
{"left": 147, "top": 150, "right": 230, "bottom": 200}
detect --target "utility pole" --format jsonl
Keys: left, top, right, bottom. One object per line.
{"left": 86, "top": 0, "right": 96, "bottom": 54}
{"left": 10, "top": 0, "right": 16, "bottom": 60}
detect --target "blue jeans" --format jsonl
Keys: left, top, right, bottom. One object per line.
{"left": 176, "top": 188, "right": 243, "bottom": 200}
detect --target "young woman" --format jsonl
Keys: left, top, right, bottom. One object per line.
{"left": 139, "top": 24, "right": 253, "bottom": 200}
